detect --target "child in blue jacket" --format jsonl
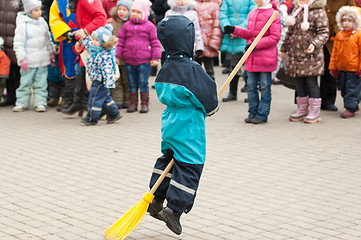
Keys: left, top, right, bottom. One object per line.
{"left": 147, "top": 15, "right": 219, "bottom": 235}
{"left": 79, "top": 24, "right": 122, "bottom": 125}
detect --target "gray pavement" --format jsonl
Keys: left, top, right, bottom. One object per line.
{"left": 1, "top": 66, "right": 361, "bottom": 240}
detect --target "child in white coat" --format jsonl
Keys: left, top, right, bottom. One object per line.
{"left": 13, "top": 0, "right": 55, "bottom": 112}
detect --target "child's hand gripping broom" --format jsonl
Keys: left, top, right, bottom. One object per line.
{"left": 104, "top": 11, "right": 279, "bottom": 240}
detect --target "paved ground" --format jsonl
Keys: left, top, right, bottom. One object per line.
{"left": 1, "top": 66, "right": 361, "bottom": 240}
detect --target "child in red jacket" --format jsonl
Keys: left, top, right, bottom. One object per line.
{"left": 0, "top": 37, "right": 11, "bottom": 101}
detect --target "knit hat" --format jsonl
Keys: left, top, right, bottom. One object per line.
{"left": 287, "top": 0, "right": 315, "bottom": 31}
{"left": 131, "top": 0, "right": 152, "bottom": 20}
{"left": 23, "top": 0, "right": 41, "bottom": 14}
{"left": 92, "top": 24, "right": 114, "bottom": 47}
{"left": 117, "top": 0, "right": 132, "bottom": 10}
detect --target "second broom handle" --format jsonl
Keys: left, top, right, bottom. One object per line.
{"left": 149, "top": 159, "right": 174, "bottom": 195}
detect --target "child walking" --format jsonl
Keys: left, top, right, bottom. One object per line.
{"left": 109, "top": 0, "right": 132, "bottom": 109}
{"left": 13, "top": 0, "right": 55, "bottom": 112}
{"left": 281, "top": 0, "right": 329, "bottom": 123}
{"left": 78, "top": 24, "right": 122, "bottom": 125}
{"left": 146, "top": 15, "right": 218, "bottom": 235}
{"left": 194, "top": 0, "right": 222, "bottom": 80}
{"left": 116, "top": 0, "right": 162, "bottom": 113}
{"left": 329, "top": 6, "right": 361, "bottom": 118}
{"left": 223, "top": 0, "right": 281, "bottom": 124}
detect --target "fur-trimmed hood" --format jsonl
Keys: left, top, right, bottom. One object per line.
{"left": 167, "top": 0, "right": 196, "bottom": 10}
{"left": 102, "top": 35, "right": 118, "bottom": 51}
{"left": 336, "top": 6, "right": 361, "bottom": 30}
{"left": 294, "top": 0, "right": 327, "bottom": 9}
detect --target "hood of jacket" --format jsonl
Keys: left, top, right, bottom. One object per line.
{"left": 157, "top": 15, "right": 194, "bottom": 59}
{"left": 294, "top": 0, "right": 327, "bottom": 9}
{"left": 16, "top": 11, "right": 42, "bottom": 25}
{"left": 336, "top": 6, "right": 361, "bottom": 30}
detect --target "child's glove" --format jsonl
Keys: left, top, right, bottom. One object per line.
{"left": 50, "top": 53, "right": 55, "bottom": 67}
{"left": 330, "top": 70, "right": 339, "bottom": 79}
{"left": 224, "top": 26, "right": 235, "bottom": 34}
{"left": 195, "top": 50, "right": 203, "bottom": 58}
{"left": 355, "top": 70, "right": 361, "bottom": 77}
{"left": 63, "top": 31, "right": 77, "bottom": 42}
{"left": 20, "top": 59, "right": 28, "bottom": 72}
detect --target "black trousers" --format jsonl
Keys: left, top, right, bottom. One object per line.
{"left": 149, "top": 150, "right": 203, "bottom": 214}
{"left": 320, "top": 45, "right": 337, "bottom": 107}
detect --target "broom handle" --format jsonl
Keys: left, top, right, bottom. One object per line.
{"left": 217, "top": 11, "right": 279, "bottom": 99}
{"left": 149, "top": 159, "right": 174, "bottom": 195}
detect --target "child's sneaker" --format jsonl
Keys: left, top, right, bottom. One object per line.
{"left": 35, "top": 105, "right": 46, "bottom": 112}
{"left": 12, "top": 106, "right": 27, "bottom": 112}
{"left": 159, "top": 207, "right": 182, "bottom": 235}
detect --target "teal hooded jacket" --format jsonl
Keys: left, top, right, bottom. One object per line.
{"left": 155, "top": 15, "right": 219, "bottom": 165}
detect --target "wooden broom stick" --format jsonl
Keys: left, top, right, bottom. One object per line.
{"left": 217, "top": 11, "right": 279, "bottom": 99}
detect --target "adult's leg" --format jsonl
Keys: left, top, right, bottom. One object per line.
{"left": 320, "top": 45, "right": 337, "bottom": 111}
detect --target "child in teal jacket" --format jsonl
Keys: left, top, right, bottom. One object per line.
{"left": 147, "top": 15, "right": 219, "bottom": 235}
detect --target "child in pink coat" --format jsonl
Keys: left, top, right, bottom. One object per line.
{"left": 223, "top": 0, "right": 281, "bottom": 124}
{"left": 116, "top": 0, "right": 162, "bottom": 113}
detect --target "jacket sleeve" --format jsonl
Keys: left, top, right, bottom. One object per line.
{"left": 79, "top": 0, "right": 107, "bottom": 34}
{"left": 191, "top": 11, "right": 204, "bottom": 51}
{"left": 186, "top": 65, "right": 219, "bottom": 117}
{"left": 149, "top": 23, "right": 162, "bottom": 61}
{"left": 280, "top": 24, "right": 293, "bottom": 53}
{"left": 208, "top": 3, "right": 222, "bottom": 51}
{"left": 328, "top": 34, "right": 340, "bottom": 70}
{"left": 102, "top": 52, "right": 116, "bottom": 88}
{"left": 49, "top": 0, "right": 70, "bottom": 42}
{"left": 219, "top": 0, "right": 230, "bottom": 30}
{"left": 310, "top": 9, "right": 329, "bottom": 50}
{"left": 253, "top": 14, "right": 281, "bottom": 50}
{"left": 79, "top": 37, "right": 92, "bottom": 52}
{"left": 13, "top": 18, "right": 26, "bottom": 65}
{"left": 116, "top": 26, "right": 125, "bottom": 59}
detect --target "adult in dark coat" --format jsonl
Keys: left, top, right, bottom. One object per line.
{"left": 0, "top": 0, "right": 23, "bottom": 106}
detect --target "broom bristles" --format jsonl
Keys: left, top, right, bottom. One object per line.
{"left": 104, "top": 192, "right": 154, "bottom": 240}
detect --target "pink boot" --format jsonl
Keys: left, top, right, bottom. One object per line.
{"left": 304, "top": 98, "right": 322, "bottom": 123}
{"left": 289, "top": 97, "right": 309, "bottom": 122}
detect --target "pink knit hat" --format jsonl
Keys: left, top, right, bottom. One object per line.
{"left": 131, "top": 0, "right": 152, "bottom": 20}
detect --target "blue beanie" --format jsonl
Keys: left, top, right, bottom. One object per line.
{"left": 91, "top": 24, "right": 113, "bottom": 47}
{"left": 116, "top": 0, "right": 132, "bottom": 10}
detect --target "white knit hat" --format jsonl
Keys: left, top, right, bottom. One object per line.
{"left": 23, "top": 0, "right": 41, "bottom": 13}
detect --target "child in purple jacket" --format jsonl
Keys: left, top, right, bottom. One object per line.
{"left": 223, "top": 0, "right": 281, "bottom": 124}
{"left": 116, "top": 0, "right": 162, "bottom": 113}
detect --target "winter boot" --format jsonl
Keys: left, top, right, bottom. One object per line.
{"left": 304, "top": 98, "right": 322, "bottom": 123}
{"left": 147, "top": 199, "right": 163, "bottom": 220}
{"left": 289, "top": 97, "right": 309, "bottom": 122}
{"left": 340, "top": 109, "right": 355, "bottom": 118}
{"left": 140, "top": 92, "right": 149, "bottom": 113}
{"left": 62, "top": 74, "right": 86, "bottom": 116}
{"left": 127, "top": 92, "right": 138, "bottom": 113}
{"left": 47, "top": 97, "right": 59, "bottom": 107}
{"left": 159, "top": 207, "right": 182, "bottom": 235}
{"left": 222, "top": 74, "right": 239, "bottom": 102}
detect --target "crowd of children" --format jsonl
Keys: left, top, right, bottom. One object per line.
{"left": 1, "top": 0, "right": 361, "bottom": 125}
{"left": 2, "top": 0, "right": 361, "bottom": 236}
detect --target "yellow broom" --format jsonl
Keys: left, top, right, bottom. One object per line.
{"left": 104, "top": 11, "right": 279, "bottom": 240}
